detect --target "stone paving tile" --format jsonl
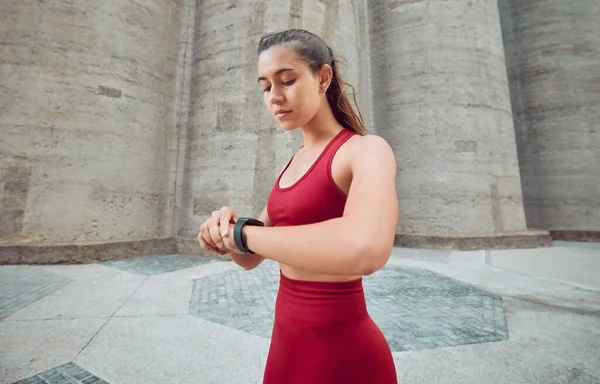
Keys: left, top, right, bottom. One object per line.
{"left": 102, "top": 254, "right": 216, "bottom": 275}
{"left": 189, "top": 261, "right": 508, "bottom": 352}
{"left": 12, "top": 362, "right": 110, "bottom": 384}
{"left": 189, "top": 262, "right": 279, "bottom": 338}
{"left": 0, "top": 266, "right": 72, "bottom": 320}
{"left": 190, "top": 262, "right": 508, "bottom": 351}
{"left": 365, "top": 265, "right": 509, "bottom": 352}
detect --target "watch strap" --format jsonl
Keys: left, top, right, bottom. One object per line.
{"left": 233, "top": 217, "right": 264, "bottom": 254}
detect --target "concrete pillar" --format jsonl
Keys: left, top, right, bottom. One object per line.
{"left": 499, "top": 1, "right": 600, "bottom": 232}
{"left": 179, "top": 0, "right": 368, "bottom": 237}
{"left": 369, "top": 0, "right": 528, "bottom": 238}
{"left": 0, "top": 0, "right": 183, "bottom": 242}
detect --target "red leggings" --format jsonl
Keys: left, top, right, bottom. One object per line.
{"left": 263, "top": 271, "right": 398, "bottom": 384}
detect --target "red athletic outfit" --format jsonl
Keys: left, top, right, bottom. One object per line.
{"left": 263, "top": 128, "right": 397, "bottom": 383}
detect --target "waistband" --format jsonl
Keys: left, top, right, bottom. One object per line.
{"left": 275, "top": 270, "right": 368, "bottom": 325}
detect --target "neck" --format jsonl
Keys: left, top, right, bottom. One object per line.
{"left": 299, "top": 100, "right": 344, "bottom": 149}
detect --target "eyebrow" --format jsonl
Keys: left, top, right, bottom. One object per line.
{"left": 257, "top": 68, "right": 294, "bottom": 82}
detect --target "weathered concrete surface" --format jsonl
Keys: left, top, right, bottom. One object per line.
{"left": 395, "top": 230, "right": 552, "bottom": 251}
{"left": 550, "top": 229, "right": 600, "bottom": 243}
{"left": 179, "top": 0, "right": 367, "bottom": 238}
{"left": 2, "top": 0, "right": 598, "bottom": 256}
{"left": 0, "top": 237, "right": 177, "bottom": 265}
{"left": 0, "top": 236, "right": 233, "bottom": 265}
{"left": 1, "top": 243, "right": 599, "bottom": 383}
{"left": 368, "top": 1, "right": 528, "bottom": 238}
{"left": 164, "top": 0, "right": 197, "bottom": 238}
{"left": 499, "top": 0, "right": 600, "bottom": 230}
{"left": 0, "top": 0, "right": 183, "bottom": 243}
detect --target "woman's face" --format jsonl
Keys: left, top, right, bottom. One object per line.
{"left": 257, "top": 45, "right": 323, "bottom": 131}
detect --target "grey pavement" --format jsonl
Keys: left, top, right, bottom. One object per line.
{"left": 1, "top": 242, "right": 599, "bottom": 384}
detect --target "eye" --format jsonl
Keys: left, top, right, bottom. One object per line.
{"left": 261, "top": 86, "right": 271, "bottom": 93}
{"left": 282, "top": 79, "right": 295, "bottom": 86}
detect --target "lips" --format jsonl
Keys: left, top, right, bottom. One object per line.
{"left": 274, "top": 109, "right": 291, "bottom": 118}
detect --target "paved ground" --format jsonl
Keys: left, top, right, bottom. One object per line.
{"left": 1, "top": 241, "right": 599, "bottom": 384}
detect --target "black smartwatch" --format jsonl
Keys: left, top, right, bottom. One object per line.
{"left": 233, "top": 217, "right": 264, "bottom": 254}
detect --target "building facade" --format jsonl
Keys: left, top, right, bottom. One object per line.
{"left": 1, "top": 0, "right": 598, "bottom": 261}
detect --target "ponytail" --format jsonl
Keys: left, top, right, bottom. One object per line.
{"left": 326, "top": 59, "right": 367, "bottom": 136}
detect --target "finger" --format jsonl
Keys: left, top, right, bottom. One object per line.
{"left": 221, "top": 207, "right": 239, "bottom": 237}
{"left": 197, "top": 229, "right": 213, "bottom": 251}
{"left": 199, "top": 223, "right": 217, "bottom": 248}
{"left": 220, "top": 210, "right": 232, "bottom": 238}
{"left": 198, "top": 230, "right": 226, "bottom": 255}
{"left": 209, "top": 211, "right": 224, "bottom": 248}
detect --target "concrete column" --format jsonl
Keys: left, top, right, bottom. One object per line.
{"left": 0, "top": 0, "right": 183, "bottom": 242}
{"left": 369, "top": 0, "right": 528, "bottom": 238}
{"left": 180, "top": 0, "right": 367, "bottom": 237}
{"left": 499, "top": 1, "right": 600, "bottom": 232}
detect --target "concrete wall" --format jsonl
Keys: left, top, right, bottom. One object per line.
{"left": 178, "top": 0, "right": 367, "bottom": 238}
{"left": 0, "top": 0, "right": 183, "bottom": 242}
{"left": 499, "top": 0, "right": 600, "bottom": 230}
{"left": 4, "top": 0, "right": 596, "bottom": 251}
{"left": 368, "top": 0, "right": 528, "bottom": 237}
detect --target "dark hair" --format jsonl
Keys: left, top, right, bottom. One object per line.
{"left": 257, "top": 29, "right": 367, "bottom": 136}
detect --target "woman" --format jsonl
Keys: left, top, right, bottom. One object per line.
{"left": 198, "top": 29, "right": 398, "bottom": 383}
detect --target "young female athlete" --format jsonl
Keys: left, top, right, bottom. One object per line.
{"left": 197, "top": 29, "right": 398, "bottom": 383}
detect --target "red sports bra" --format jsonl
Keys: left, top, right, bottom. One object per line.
{"left": 266, "top": 128, "right": 355, "bottom": 227}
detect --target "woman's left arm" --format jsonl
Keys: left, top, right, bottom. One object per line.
{"left": 240, "top": 135, "right": 398, "bottom": 276}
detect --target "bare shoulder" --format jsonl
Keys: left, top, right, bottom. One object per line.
{"left": 347, "top": 134, "right": 392, "bottom": 150}
{"left": 345, "top": 134, "right": 396, "bottom": 167}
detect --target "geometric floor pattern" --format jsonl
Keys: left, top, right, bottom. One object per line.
{"left": 0, "top": 266, "right": 72, "bottom": 320}
{"left": 365, "top": 265, "right": 509, "bottom": 351}
{"left": 11, "top": 362, "right": 110, "bottom": 384}
{"left": 189, "top": 262, "right": 279, "bottom": 338}
{"left": 189, "top": 261, "right": 509, "bottom": 351}
{"left": 102, "top": 254, "right": 216, "bottom": 275}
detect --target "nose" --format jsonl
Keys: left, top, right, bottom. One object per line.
{"left": 269, "top": 85, "right": 284, "bottom": 104}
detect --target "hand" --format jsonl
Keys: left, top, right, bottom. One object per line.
{"left": 197, "top": 206, "right": 240, "bottom": 255}
{"left": 222, "top": 222, "right": 243, "bottom": 254}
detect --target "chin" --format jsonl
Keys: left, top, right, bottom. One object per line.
{"left": 277, "top": 121, "right": 301, "bottom": 132}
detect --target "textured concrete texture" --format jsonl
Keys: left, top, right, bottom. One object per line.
{"left": 550, "top": 229, "right": 600, "bottom": 243}
{"left": 499, "top": 0, "right": 600, "bottom": 231}
{"left": 0, "top": 237, "right": 231, "bottom": 265}
{"left": 0, "top": 238, "right": 177, "bottom": 265}
{"left": 178, "top": 0, "right": 371, "bottom": 239}
{"left": 0, "top": 233, "right": 555, "bottom": 264}
{"left": 1, "top": 0, "right": 599, "bottom": 254}
{"left": 1, "top": 243, "right": 599, "bottom": 384}
{"left": 369, "top": 0, "right": 528, "bottom": 238}
{"left": 490, "top": 243, "right": 600, "bottom": 289}
{"left": 395, "top": 230, "right": 552, "bottom": 250}
{"left": 0, "top": 0, "right": 183, "bottom": 243}
{"left": 1, "top": 318, "right": 108, "bottom": 384}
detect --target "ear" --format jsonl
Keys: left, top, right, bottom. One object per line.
{"left": 318, "top": 64, "right": 333, "bottom": 94}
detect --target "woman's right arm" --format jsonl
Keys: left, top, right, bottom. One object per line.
{"left": 199, "top": 160, "right": 286, "bottom": 269}
{"left": 225, "top": 205, "right": 271, "bottom": 270}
